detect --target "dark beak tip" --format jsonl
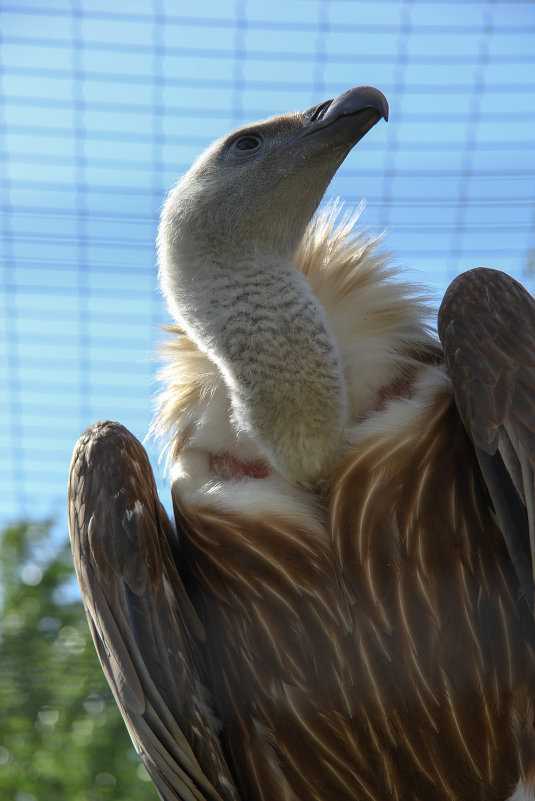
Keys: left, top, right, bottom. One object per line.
{"left": 344, "top": 85, "right": 389, "bottom": 123}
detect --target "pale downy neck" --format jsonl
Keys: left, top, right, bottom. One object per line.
{"left": 160, "top": 240, "right": 347, "bottom": 485}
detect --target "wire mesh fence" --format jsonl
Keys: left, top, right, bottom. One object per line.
{"left": 1, "top": 0, "right": 534, "bottom": 532}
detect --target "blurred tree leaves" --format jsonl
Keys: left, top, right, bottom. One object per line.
{"left": 0, "top": 521, "right": 156, "bottom": 801}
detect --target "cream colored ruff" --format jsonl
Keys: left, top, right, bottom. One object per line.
{"left": 153, "top": 204, "right": 436, "bottom": 522}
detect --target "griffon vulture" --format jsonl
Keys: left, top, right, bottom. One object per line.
{"left": 68, "top": 86, "right": 535, "bottom": 801}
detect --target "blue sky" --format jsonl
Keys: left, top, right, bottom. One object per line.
{"left": 1, "top": 0, "right": 534, "bottom": 539}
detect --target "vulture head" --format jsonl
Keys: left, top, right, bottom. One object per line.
{"left": 159, "top": 87, "right": 388, "bottom": 261}
{"left": 157, "top": 87, "right": 388, "bottom": 484}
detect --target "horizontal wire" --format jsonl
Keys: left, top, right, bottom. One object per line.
{"left": 0, "top": 257, "right": 156, "bottom": 275}
{"left": 12, "top": 329, "right": 151, "bottom": 348}
{"left": 2, "top": 172, "right": 533, "bottom": 200}
{"left": 3, "top": 33, "right": 535, "bottom": 66}
{"left": 295, "top": 0, "right": 534, "bottom": 3}
{"left": 1, "top": 231, "right": 153, "bottom": 250}
{"left": 1, "top": 4, "right": 533, "bottom": 34}
{"left": 5, "top": 94, "right": 535, "bottom": 125}
{"left": 5, "top": 354, "right": 153, "bottom": 372}
{"left": 0, "top": 398, "right": 151, "bottom": 418}
{"left": 0, "top": 177, "right": 165, "bottom": 196}
{"left": 2, "top": 141, "right": 534, "bottom": 174}
{"left": 1, "top": 379, "right": 155, "bottom": 395}
{"left": 1, "top": 123, "right": 212, "bottom": 148}
{"left": 2, "top": 223, "right": 532, "bottom": 249}
{"left": 12, "top": 306, "right": 161, "bottom": 325}
{"left": 1, "top": 247, "right": 528, "bottom": 283}
{"left": 298, "top": 0, "right": 535, "bottom": 3}
{"left": 1, "top": 150, "right": 180, "bottom": 173}
{"left": 2, "top": 198, "right": 532, "bottom": 228}
{"left": 2, "top": 282, "right": 158, "bottom": 299}
{"left": 4, "top": 197, "right": 533, "bottom": 217}
{"left": 5, "top": 64, "right": 535, "bottom": 95}
{"left": 0, "top": 205, "right": 159, "bottom": 223}
{"left": 349, "top": 198, "right": 534, "bottom": 207}
{"left": 4, "top": 121, "right": 535, "bottom": 149}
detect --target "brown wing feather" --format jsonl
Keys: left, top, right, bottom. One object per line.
{"left": 171, "top": 494, "right": 362, "bottom": 801}
{"left": 330, "top": 387, "right": 535, "bottom": 799}
{"left": 438, "top": 268, "right": 535, "bottom": 610}
{"left": 68, "top": 420, "right": 241, "bottom": 801}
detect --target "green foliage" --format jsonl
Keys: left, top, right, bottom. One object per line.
{"left": 0, "top": 520, "right": 156, "bottom": 801}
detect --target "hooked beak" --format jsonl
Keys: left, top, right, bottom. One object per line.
{"left": 299, "top": 85, "right": 389, "bottom": 148}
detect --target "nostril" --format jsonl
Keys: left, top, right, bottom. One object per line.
{"left": 302, "top": 98, "right": 333, "bottom": 123}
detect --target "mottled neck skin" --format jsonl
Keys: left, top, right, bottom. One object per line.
{"left": 159, "top": 237, "right": 347, "bottom": 485}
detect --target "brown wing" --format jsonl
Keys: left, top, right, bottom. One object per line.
{"left": 438, "top": 267, "right": 535, "bottom": 612}
{"left": 68, "top": 420, "right": 241, "bottom": 801}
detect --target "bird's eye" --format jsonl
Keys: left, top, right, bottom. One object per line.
{"left": 233, "top": 135, "right": 262, "bottom": 152}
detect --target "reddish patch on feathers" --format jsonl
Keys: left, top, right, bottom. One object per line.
{"left": 211, "top": 452, "right": 270, "bottom": 480}
{"left": 375, "top": 376, "right": 413, "bottom": 411}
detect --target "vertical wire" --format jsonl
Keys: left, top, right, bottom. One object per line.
{"left": 312, "top": 0, "right": 331, "bottom": 101}
{"left": 447, "top": 0, "right": 496, "bottom": 279}
{"left": 151, "top": 0, "right": 165, "bottom": 360}
{"left": 232, "top": 0, "right": 248, "bottom": 126}
{"left": 523, "top": 198, "right": 535, "bottom": 291}
{"left": 0, "top": 20, "right": 27, "bottom": 516}
{"left": 149, "top": 0, "right": 169, "bottom": 503}
{"left": 378, "top": 0, "right": 413, "bottom": 230}
{"left": 70, "top": 0, "right": 92, "bottom": 430}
